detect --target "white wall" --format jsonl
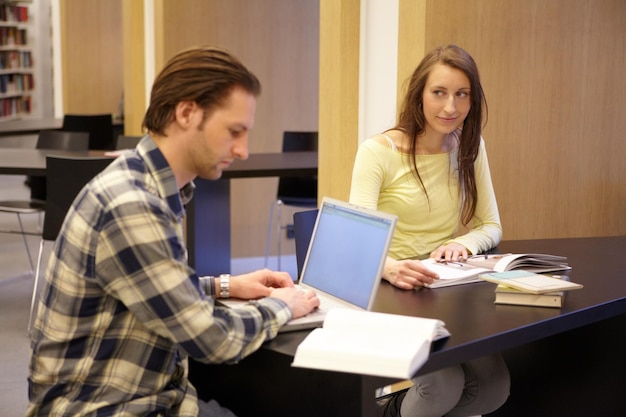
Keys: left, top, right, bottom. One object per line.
{"left": 358, "top": 0, "right": 399, "bottom": 144}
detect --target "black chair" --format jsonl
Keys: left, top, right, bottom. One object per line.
{"left": 62, "top": 114, "right": 115, "bottom": 150}
{"left": 114, "top": 134, "right": 142, "bottom": 150}
{"left": 264, "top": 131, "right": 318, "bottom": 269}
{"left": 0, "top": 130, "right": 89, "bottom": 274}
{"left": 28, "top": 155, "right": 114, "bottom": 332}
{"left": 292, "top": 209, "right": 319, "bottom": 279}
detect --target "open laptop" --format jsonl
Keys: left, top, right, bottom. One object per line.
{"left": 277, "top": 197, "right": 397, "bottom": 332}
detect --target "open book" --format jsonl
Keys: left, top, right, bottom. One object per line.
{"left": 292, "top": 309, "right": 450, "bottom": 379}
{"left": 423, "top": 253, "right": 571, "bottom": 289}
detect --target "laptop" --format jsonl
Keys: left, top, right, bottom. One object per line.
{"left": 278, "top": 196, "right": 397, "bottom": 332}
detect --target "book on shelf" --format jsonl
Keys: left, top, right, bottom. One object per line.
{"left": 422, "top": 253, "right": 572, "bottom": 289}
{"left": 291, "top": 308, "right": 450, "bottom": 379}
{"left": 479, "top": 270, "right": 583, "bottom": 294}
{"left": 494, "top": 281, "right": 567, "bottom": 308}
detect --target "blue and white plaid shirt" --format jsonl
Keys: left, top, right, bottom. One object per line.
{"left": 27, "top": 136, "right": 291, "bottom": 416}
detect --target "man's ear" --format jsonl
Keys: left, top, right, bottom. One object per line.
{"left": 174, "top": 101, "right": 199, "bottom": 129}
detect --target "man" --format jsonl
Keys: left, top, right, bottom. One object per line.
{"left": 27, "top": 46, "right": 319, "bottom": 416}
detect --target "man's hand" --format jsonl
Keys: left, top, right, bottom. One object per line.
{"left": 228, "top": 268, "right": 295, "bottom": 300}
{"left": 270, "top": 287, "right": 320, "bottom": 319}
{"left": 227, "top": 269, "right": 319, "bottom": 318}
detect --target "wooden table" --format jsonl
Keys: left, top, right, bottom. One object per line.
{"left": 189, "top": 236, "right": 626, "bottom": 417}
{"left": 0, "top": 148, "right": 318, "bottom": 275}
{"left": 0, "top": 118, "right": 63, "bottom": 136}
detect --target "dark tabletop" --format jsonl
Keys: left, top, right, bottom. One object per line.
{"left": 265, "top": 236, "right": 626, "bottom": 377}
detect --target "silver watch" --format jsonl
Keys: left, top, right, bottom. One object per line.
{"left": 219, "top": 274, "right": 230, "bottom": 298}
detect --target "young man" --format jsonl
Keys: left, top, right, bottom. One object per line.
{"left": 27, "top": 46, "right": 319, "bottom": 417}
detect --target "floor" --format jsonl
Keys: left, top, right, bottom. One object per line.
{"left": 0, "top": 173, "right": 296, "bottom": 416}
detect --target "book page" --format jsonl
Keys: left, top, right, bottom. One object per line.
{"left": 421, "top": 258, "right": 490, "bottom": 280}
{"left": 480, "top": 270, "right": 583, "bottom": 294}
{"left": 322, "top": 309, "right": 442, "bottom": 341}
{"left": 293, "top": 310, "right": 446, "bottom": 378}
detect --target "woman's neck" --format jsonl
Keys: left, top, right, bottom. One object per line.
{"left": 415, "top": 130, "right": 455, "bottom": 155}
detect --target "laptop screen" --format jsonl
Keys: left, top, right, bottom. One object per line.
{"left": 299, "top": 198, "right": 396, "bottom": 309}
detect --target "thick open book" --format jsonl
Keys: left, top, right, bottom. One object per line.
{"left": 292, "top": 309, "right": 450, "bottom": 379}
{"left": 479, "top": 270, "right": 583, "bottom": 294}
{"left": 423, "top": 253, "right": 571, "bottom": 289}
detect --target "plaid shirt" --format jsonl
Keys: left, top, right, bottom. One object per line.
{"left": 27, "top": 136, "right": 292, "bottom": 416}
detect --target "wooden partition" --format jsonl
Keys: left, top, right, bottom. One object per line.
{"left": 320, "top": 0, "right": 626, "bottom": 240}
{"left": 153, "top": 0, "right": 320, "bottom": 257}
{"left": 60, "top": 0, "right": 123, "bottom": 116}
{"left": 417, "top": 0, "right": 626, "bottom": 239}
{"left": 62, "top": 0, "right": 625, "bottom": 260}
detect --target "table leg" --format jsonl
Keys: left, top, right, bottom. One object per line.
{"left": 186, "top": 178, "right": 231, "bottom": 276}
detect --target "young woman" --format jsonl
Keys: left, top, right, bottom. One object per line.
{"left": 350, "top": 45, "right": 509, "bottom": 417}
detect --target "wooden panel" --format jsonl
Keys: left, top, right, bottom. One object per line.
{"left": 60, "top": 0, "right": 123, "bottom": 115}
{"left": 121, "top": 0, "right": 145, "bottom": 136}
{"left": 422, "top": 0, "right": 626, "bottom": 239}
{"left": 157, "top": 0, "right": 320, "bottom": 258}
{"left": 397, "top": 0, "right": 426, "bottom": 113}
{"left": 318, "top": 0, "right": 360, "bottom": 202}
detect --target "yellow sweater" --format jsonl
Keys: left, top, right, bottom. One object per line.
{"left": 349, "top": 136, "right": 502, "bottom": 259}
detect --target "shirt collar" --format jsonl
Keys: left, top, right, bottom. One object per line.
{"left": 135, "top": 135, "right": 195, "bottom": 217}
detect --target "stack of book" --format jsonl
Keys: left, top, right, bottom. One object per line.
{"left": 478, "top": 270, "right": 583, "bottom": 308}
{"left": 494, "top": 276, "right": 569, "bottom": 307}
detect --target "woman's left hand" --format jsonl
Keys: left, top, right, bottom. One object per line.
{"left": 430, "top": 243, "right": 470, "bottom": 263}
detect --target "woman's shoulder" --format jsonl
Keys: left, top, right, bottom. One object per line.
{"left": 364, "top": 130, "right": 408, "bottom": 152}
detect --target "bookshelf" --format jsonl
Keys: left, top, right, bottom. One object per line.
{"left": 0, "top": 1, "right": 32, "bottom": 122}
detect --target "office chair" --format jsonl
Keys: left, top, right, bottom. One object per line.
{"left": 264, "top": 131, "right": 318, "bottom": 270}
{"left": 0, "top": 130, "right": 89, "bottom": 275}
{"left": 114, "top": 134, "right": 142, "bottom": 150}
{"left": 62, "top": 113, "right": 115, "bottom": 150}
{"left": 292, "top": 209, "right": 319, "bottom": 279}
{"left": 28, "top": 155, "right": 114, "bottom": 332}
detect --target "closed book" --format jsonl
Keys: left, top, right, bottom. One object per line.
{"left": 494, "top": 284, "right": 565, "bottom": 308}
{"left": 479, "top": 270, "right": 583, "bottom": 294}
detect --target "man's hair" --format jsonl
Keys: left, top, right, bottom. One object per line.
{"left": 142, "top": 46, "right": 261, "bottom": 135}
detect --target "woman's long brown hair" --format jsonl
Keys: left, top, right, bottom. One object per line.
{"left": 395, "top": 45, "right": 487, "bottom": 226}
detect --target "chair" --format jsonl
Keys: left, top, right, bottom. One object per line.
{"left": 114, "top": 134, "right": 142, "bottom": 150}
{"left": 62, "top": 114, "right": 115, "bottom": 150}
{"left": 292, "top": 209, "right": 319, "bottom": 279}
{"left": 0, "top": 130, "right": 89, "bottom": 274}
{"left": 264, "top": 131, "right": 318, "bottom": 270}
{"left": 28, "top": 155, "right": 114, "bottom": 332}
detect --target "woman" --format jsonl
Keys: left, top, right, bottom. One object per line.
{"left": 350, "top": 45, "right": 509, "bottom": 417}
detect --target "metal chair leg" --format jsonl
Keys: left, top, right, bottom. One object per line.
{"left": 264, "top": 199, "right": 285, "bottom": 270}
{"left": 28, "top": 239, "right": 46, "bottom": 333}
{"left": 16, "top": 213, "right": 35, "bottom": 274}
{"left": 276, "top": 200, "right": 283, "bottom": 270}
{"left": 264, "top": 200, "right": 277, "bottom": 268}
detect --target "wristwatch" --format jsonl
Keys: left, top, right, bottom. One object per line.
{"left": 219, "top": 274, "right": 230, "bottom": 298}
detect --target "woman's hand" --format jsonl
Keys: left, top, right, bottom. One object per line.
{"left": 383, "top": 257, "right": 439, "bottom": 290}
{"left": 430, "top": 243, "right": 470, "bottom": 263}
